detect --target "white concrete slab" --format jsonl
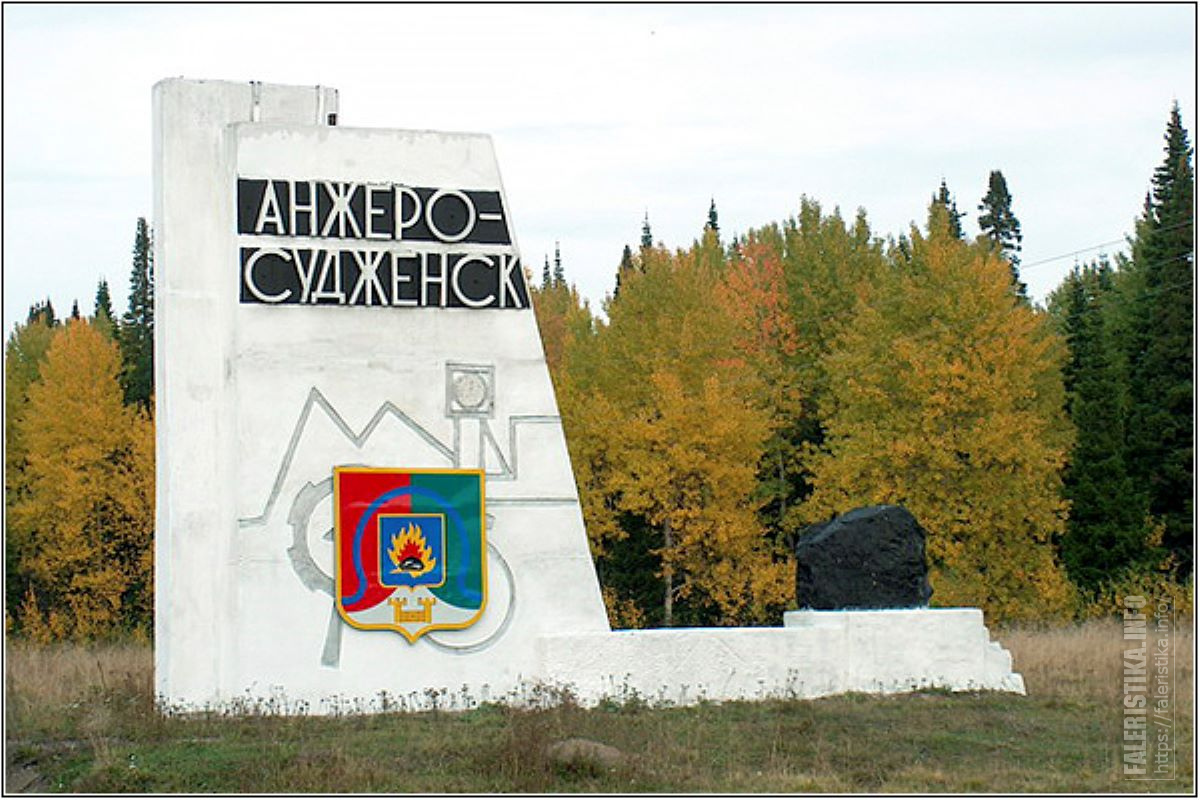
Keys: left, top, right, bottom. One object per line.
{"left": 537, "top": 609, "right": 1023, "bottom": 707}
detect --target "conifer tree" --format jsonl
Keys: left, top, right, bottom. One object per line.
{"left": 1053, "top": 262, "right": 1155, "bottom": 589}
{"left": 93, "top": 278, "right": 117, "bottom": 339}
{"left": 706, "top": 198, "right": 720, "bottom": 235}
{"left": 553, "top": 241, "right": 564, "bottom": 286}
{"left": 541, "top": 256, "right": 551, "bottom": 289}
{"left": 932, "top": 179, "right": 966, "bottom": 239}
{"left": 726, "top": 233, "right": 743, "bottom": 260}
{"left": 29, "top": 298, "right": 57, "bottom": 327}
{"left": 614, "top": 244, "right": 635, "bottom": 298}
{"left": 978, "top": 169, "right": 1025, "bottom": 298}
{"left": 641, "top": 213, "right": 653, "bottom": 249}
{"left": 619, "top": 244, "right": 634, "bottom": 272}
{"left": 120, "top": 218, "right": 155, "bottom": 409}
{"left": 70, "top": 300, "right": 81, "bottom": 320}
{"left": 1122, "top": 103, "right": 1195, "bottom": 575}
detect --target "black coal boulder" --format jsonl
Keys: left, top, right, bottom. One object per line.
{"left": 794, "top": 504, "right": 933, "bottom": 610}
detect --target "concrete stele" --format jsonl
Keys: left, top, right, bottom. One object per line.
{"left": 154, "top": 78, "right": 608, "bottom": 710}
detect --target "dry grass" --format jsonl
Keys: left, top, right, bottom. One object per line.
{"left": 1000, "top": 617, "right": 1194, "bottom": 704}
{"left": 6, "top": 640, "right": 151, "bottom": 720}
{"left": 4, "top": 621, "right": 1194, "bottom": 793}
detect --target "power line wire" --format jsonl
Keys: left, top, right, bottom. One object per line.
{"left": 1019, "top": 220, "right": 1194, "bottom": 272}
{"left": 1020, "top": 238, "right": 1130, "bottom": 270}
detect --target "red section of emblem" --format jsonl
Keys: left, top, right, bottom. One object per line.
{"left": 337, "top": 470, "right": 412, "bottom": 612}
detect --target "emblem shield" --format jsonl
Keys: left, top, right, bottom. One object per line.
{"left": 334, "top": 468, "right": 486, "bottom": 643}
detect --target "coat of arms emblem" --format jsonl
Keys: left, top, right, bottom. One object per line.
{"left": 334, "top": 467, "right": 486, "bottom": 642}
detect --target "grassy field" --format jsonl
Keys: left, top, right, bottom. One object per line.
{"left": 5, "top": 620, "right": 1193, "bottom": 793}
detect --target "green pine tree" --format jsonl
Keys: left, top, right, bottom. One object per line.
{"left": 978, "top": 169, "right": 1025, "bottom": 298}
{"left": 542, "top": 256, "right": 551, "bottom": 289}
{"left": 1122, "top": 103, "right": 1195, "bottom": 576}
{"left": 641, "top": 213, "right": 653, "bottom": 249}
{"left": 553, "top": 241, "right": 565, "bottom": 286}
{"left": 120, "top": 218, "right": 155, "bottom": 409}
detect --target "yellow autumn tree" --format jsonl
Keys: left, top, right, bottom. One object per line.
{"left": 782, "top": 201, "right": 888, "bottom": 425}
{"left": 562, "top": 231, "right": 792, "bottom": 627}
{"left": 529, "top": 278, "right": 595, "bottom": 392}
{"left": 718, "top": 228, "right": 805, "bottom": 545}
{"left": 799, "top": 204, "right": 1076, "bottom": 622}
{"left": 12, "top": 318, "right": 155, "bottom": 640}
{"left": 717, "top": 204, "right": 889, "bottom": 551}
{"left": 5, "top": 308, "right": 60, "bottom": 627}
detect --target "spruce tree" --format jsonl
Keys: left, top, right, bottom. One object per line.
{"left": 553, "top": 241, "right": 564, "bottom": 286}
{"left": 542, "top": 256, "right": 551, "bottom": 289}
{"left": 93, "top": 278, "right": 117, "bottom": 339}
{"left": 978, "top": 169, "right": 1025, "bottom": 298}
{"left": 641, "top": 213, "right": 653, "bottom": 249}
{"left": 706, "top": 198, "right": 720, "bottom": 235}
{"left": 614, "top": 243, "right": 635, "bottom": 298}
{"left": 932, "top": 179, "right": 966, "bottom": 239}
{"left": 726, "top": 234, "right": 742, "bottom": 260}
{"left": 1055, "top": 263, "right": 1155, "bottom": 590}
{"left": 120, "top": 218, "right": 155, "bottom": 409}
{"left": 70, "top": 300, "right": 81, "bottom": 320}
{"left": 29, "top": 298, "right": 57, "bottom": 327}
{"left": 1123, "top": 103, "right": 1195, "bottom": 575}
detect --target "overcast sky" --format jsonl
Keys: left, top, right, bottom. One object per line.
{"left": 3, "top": 3, "right": 1195, "bottom": 330}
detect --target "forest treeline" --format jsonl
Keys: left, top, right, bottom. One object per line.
{"left": 532, "top": 104, "right": 1193, "bottom": 627}
{"left": 3, "top": 107, "right": 1192, "bottom": 640}
{"left": 5, "top": 221, "right": 155, "bottom": 640}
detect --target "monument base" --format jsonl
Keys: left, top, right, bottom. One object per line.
{"left": 157, "top": 606, "right": 1022, "bottom": 714}
{"left": 537, "top": 608, "right": 1024, "bottom": 707}
{"left": 159, "top": 608, "right": 1023, "bottom": 713}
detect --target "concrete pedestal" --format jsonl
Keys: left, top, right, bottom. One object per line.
{"left": 536, "top": 609, "right": 1023, "bottom": 707}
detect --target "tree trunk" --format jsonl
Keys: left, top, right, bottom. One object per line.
{"left": 778, "top": 447, "right": 787, "bottom": 530}
{"left": 663, "top": 518, "right": 674, "bottom": 627}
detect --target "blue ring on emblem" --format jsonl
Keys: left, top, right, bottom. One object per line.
{"left": 343, "top": 486, "right": 477, "bottom": 607}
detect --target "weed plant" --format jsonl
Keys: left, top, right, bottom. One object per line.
{"left": 4, "top": 620, "right": 1193, "bottom": 793}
